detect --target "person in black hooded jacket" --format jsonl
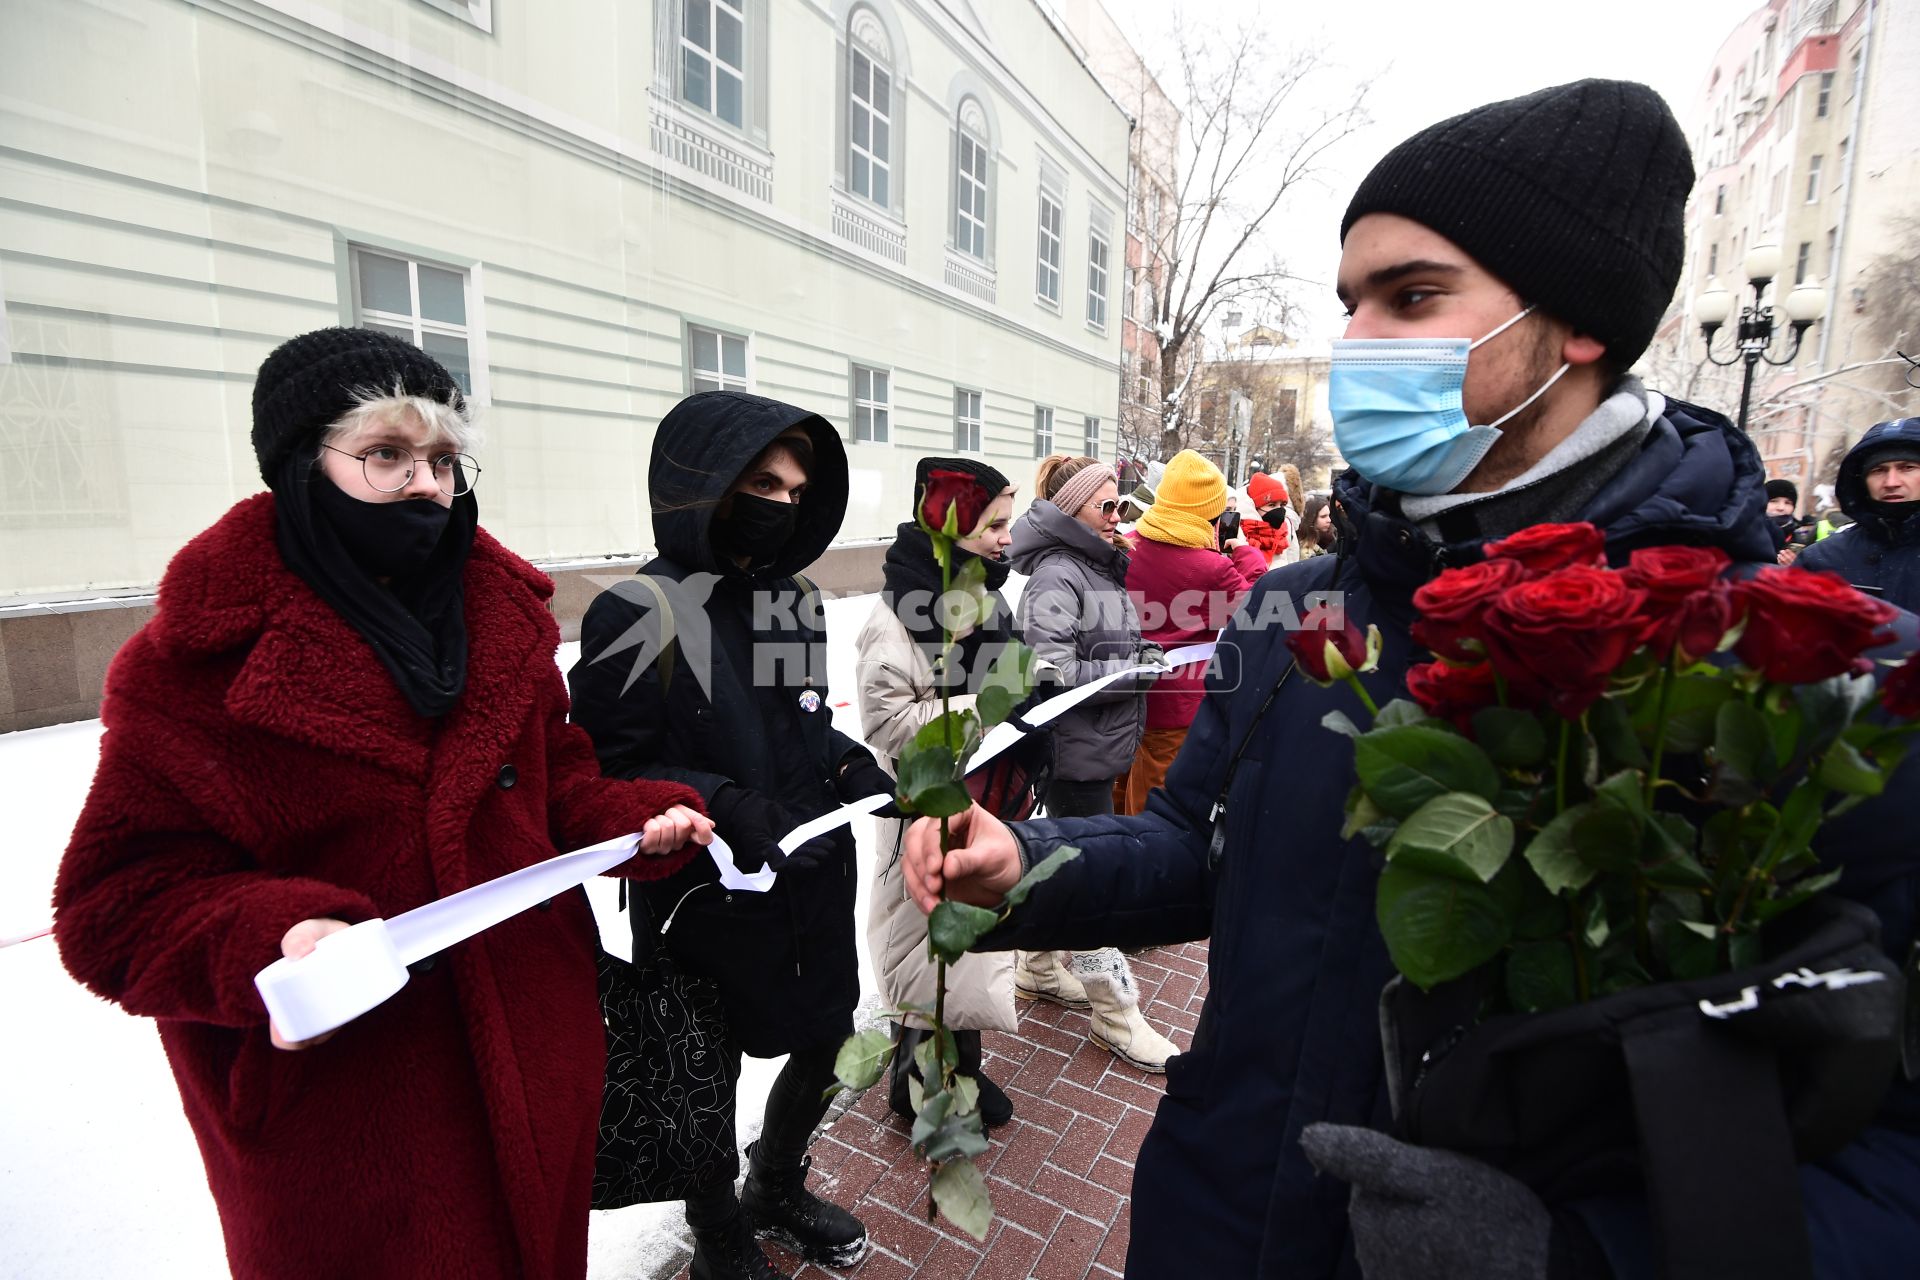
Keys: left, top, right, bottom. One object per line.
{"left": 570, "top": 391, "right": 892, "bottom": 1280}
{"left": 1795, "top": 418, "right": 1920, "bottom": 611}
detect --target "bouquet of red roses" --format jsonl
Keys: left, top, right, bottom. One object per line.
{"left": 1294, "top": 522, "right": 1920, "bottom": 1011}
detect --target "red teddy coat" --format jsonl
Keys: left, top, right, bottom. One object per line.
{"left": 52, "top": 493, "right": 703, "bottom": 1279}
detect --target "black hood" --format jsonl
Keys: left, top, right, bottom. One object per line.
{"left": 1833, "top": 417, "right": 1920, "bottom": 536}
{"left": 1331, "top": 395, "right": 1777, "bottom": 625}
{"left": 648, "top": 390, "right": 848, "bottom": 576}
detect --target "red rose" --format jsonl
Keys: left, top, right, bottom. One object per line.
{"left": 1287, "top": 613, "right": 1370, "bottom": 685}
{"left": 1480, "top": 566, "right": 1648, "bottom": 717}
{"left": 1734, "top": 567, "right": 1899, "bottom": 684}
{"left": 1483, "top": 522, "right": 1607, "bottom": 575}
{"left": 1622, "top": 545, "right": 1735, "bottom": 663}
{"left": 1406, "top": 660, "right": 1502, "bottom": 728}
{"left": 1883, "top": 657, "right": 1920, "bottom": 719}
{"left": 1411, "top": 558, "right": 1527, "bottom": 662}
{"left": 919, "top": 469, "right": 992, "bottom": 537}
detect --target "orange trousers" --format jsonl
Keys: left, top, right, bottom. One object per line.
{"left": 1113, "top": 727, "right": 1188, "bottom": 816}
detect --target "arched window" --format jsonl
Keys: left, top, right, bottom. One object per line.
{"left": 847, "top": 9, "right": 893, "bottom": 208}
{"left": 954, "top": 97, "right": 991, "bottom": 261}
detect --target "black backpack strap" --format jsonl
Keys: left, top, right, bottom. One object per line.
{"left": 1619, "top": 1010, "right": 1811, "bottom": 1280}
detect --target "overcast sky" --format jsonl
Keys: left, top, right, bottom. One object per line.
{"left": 1100, "top": 0, "right": 1763, "bottom": 346}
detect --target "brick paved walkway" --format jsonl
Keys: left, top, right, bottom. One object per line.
{"left": 691, "top": 942, "right": 1209, "bottom": 1280}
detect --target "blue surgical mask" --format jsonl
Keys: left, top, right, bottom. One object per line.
{"left": 1328, "top": 307, "right": 1571, "bottom": 496}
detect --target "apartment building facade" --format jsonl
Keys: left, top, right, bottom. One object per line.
{"left": 0, "top": 0, "right": 1131, "bottom": 605}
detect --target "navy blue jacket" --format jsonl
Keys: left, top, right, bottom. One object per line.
{"left": 1797, "top": 417, "right": 1920, "bottom": 614}
{"left": 991, "top": 398, "right": 1920, "bottom": 1278}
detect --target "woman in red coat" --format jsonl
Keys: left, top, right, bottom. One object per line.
{"left": 1118, "top": 450, "right": 1267, "bottom": 815}
{"left": 52, "top": 328, "right": 709, "bottom": 1279}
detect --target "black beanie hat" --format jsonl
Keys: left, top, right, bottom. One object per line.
{"left": 1340, "top": 79, "right": 1693, "bottom": 369}
{"left": 251, "top": 327, "right": 467, "bottom": 486}
{"left": 913, "top": 456, "right": 1012, "bottom": 512}
{"left": 1766, "top": 478, "right": 1800, "bottom": 504}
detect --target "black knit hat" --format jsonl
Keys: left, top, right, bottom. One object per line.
{"left": 1340, "top": 79, "right": 1693, "bottom": 368}
{"left": 913, "top": 456, "right": 1012, "bottom": 512}
{"left": 251, "top": 327, "right": 466, "bottom": 485}
{"left": 1766, "top": 478, "right": 1799, "bottom": 504}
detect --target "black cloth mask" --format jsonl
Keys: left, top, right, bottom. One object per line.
{"left": 714, "top": 493, "right": 801, "bottom": 565}
{"left": 274, "top": 454, "right": 474, "bottom": 719}
{"left": 312, "top": 481, "right": 453, "bottom": 580}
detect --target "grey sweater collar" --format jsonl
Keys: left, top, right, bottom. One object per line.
{"left": 1400, "top": 379, "right": 1657, "bottom": 542}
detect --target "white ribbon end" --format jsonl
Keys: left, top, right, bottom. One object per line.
{"left": 254, "top": 918, "right": 408, "bottom": 1044}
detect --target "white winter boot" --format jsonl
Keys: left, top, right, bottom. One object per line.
{"left": 1073, "top": 948, "right": 1178, "bottom": 1073}
{"left": 1014, "top": 949, "right": 1091, "bottom": 1010}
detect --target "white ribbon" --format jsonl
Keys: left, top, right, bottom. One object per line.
{"left": 255, "top": 830, "right": 643, "bottom": 1044}
{"left": 252, "top": 638, "right": 1221, "bottom": 1042}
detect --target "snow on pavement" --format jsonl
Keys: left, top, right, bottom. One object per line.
{"left": 0, "top": 591, "right": 904, "bottom": 1279}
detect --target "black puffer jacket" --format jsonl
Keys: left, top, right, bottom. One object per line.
{"left": 569, "top": 391, "right": 869, "bottom": 1056}
{"left": 1797, "top": 417, "right": 1920, "bottom": 613}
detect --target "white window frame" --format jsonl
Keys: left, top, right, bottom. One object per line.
{"left": 1806, "top": 154, "right": 1823, "bottom": 203}
{"left": 680, "top": 0, "right": 749, "bottom": 131}
{"left": 954, "top": 104, "right": 991, "bottom": 261}
{"left": 846, "top": 22, "right": 894, "bottom": 211}
{"left": 347, "top": 244, "right": 487, "bottom": 402}
{"left": 416, "top": 0, "right": 493, "bottom": 31}
{"left": 1816, "top": 70, "right": 1834, "bottom": 117}
{"left": 1086, "top": 217, "right": 1111, "bottom": 333}
{"left": 1795, "top": 240, "right": 1812, "bottom": 284}
{"left": 954, "top": 388, "right": 984, "bottom": 452}
{"left": 1085, "top": 415, "right": 1101, "bottom": 459}
{"left": 687, "top": 323, "right": 751, "bottom": 393}
{"left": 851, "top": 363, "right": 891, "bottom": 444}
{"left": 1036, "top": 182, "right": 1064, "bottom": 308}
{"left": 1033, "top": 405, "right": 1054, "bottom": 458}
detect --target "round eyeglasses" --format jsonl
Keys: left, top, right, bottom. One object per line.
{"left": 322, "top": 443, "right": 481, "bottom": 497}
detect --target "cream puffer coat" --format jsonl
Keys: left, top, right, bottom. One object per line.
{"left": 855, "top": 600, "right": 1018, "bottom": 1032}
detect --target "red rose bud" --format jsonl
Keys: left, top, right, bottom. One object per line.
{"left": 1883, "top": 657, "right": 1920, "bottom": 719}
{"left": 1483, "top": 522, "right": 1607, "bottom": 575}
{"left": 1412, "top": 558, "right": 1527, "bottom": 662}
{"left": 1406, "top": 660, "right": 1502, "bottom": 728}
{"left": 1479, "top": 565, "right": 1648, "bottom": 718}
{"left": 1623, "top": 545, "right": 1735, "bottom": 663}
{"left": 919, "top": 469, "right": 991, "bottom": 538}
{"left": 1288, "top": 615, "right": 1374, "bottom": 685}
{"left": 1733, "top": 567, "right": 1899, "bottom": 685}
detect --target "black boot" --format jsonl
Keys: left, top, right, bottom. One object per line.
{"left": 954, "top": 1029, "right": 1015, "bottom": 1130}
{"left": 888, "top": 1026, "right": 927, "bottom": 1122}
{"left": 740, "top": 1139, "right": 868, "bottom": 1270}
{"left": 892, "top": 1028, "right": 1014, "bottom": 1130}
{"left": 689, "top": 1205, "right": 789, "bottom": 1280}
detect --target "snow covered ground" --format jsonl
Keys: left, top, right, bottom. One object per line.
{"left": 0, "top": 590, "right": 915, "bottom": 1279}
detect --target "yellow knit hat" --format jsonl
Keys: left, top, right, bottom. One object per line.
{"left": 1135, "top": 450, "right": 1228, "bottom": 549}
{"left": 1155, "top": 450, "right": 1229, "bottom": 520}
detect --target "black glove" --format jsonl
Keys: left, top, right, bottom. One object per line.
{"left": 1137, "top": 643, "right": 1170, "bottom": 670}
{"left": 1009, "top": 666, "right": 1066, "bottom": 727}
{"left": 710, "top": 785, "right": 846, "bottom": 874}
{"left": 1299, "top": 1123, "right": 1551, "bottom": 1280}
{"left": 837, "top": 755, "right": 905, "bottom": 818}
{"left": 707, "top": 784, "right": 789, "bottom": 874}
{"left": 766, "top": 833, "right": 842, "bottom": 873}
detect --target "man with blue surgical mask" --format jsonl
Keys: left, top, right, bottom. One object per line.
{"left": 895, "top": 78, "right": 1920, "bottom": 1280}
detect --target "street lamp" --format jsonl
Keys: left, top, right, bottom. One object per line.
{"left": 1695, "top": 242, "right": 1828, "bottom": 433}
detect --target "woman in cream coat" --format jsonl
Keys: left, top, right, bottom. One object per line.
{"left": 857, "top": 458, "right": 1039, "bottom": 1128}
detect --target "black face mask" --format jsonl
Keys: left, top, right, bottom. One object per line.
{"left": 313, "top": 477, "right": 452, "bottom": 580}
{"left": 714, "top": 492, "right": 800, "bottom": 564}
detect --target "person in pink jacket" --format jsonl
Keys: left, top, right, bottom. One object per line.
{"left": 1116, "top": 450, "right": 1268, "bottom": 814}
